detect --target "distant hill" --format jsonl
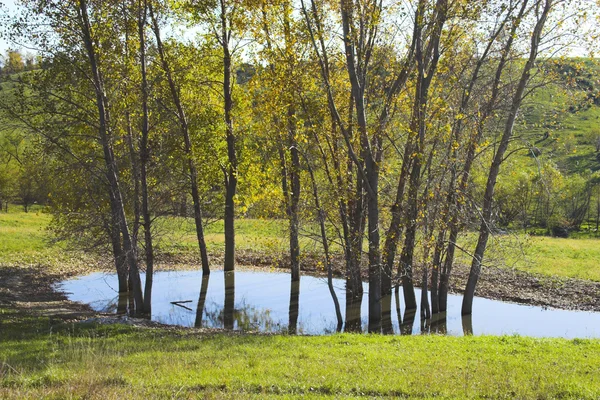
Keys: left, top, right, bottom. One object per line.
{"left": 518, "top": 58, "right": 600, "bottom": 175}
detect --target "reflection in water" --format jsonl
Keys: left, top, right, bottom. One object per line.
{"left": 395, "top": 286, "right": 402, "bottom": 328}
{"left": 202, "top": 299, "right": 280, "bottom": 331}
{"left": 289, "top": 279, "right": 300, "bottom": 334}
{"left": 381, "top": 294, "right": 394, "bottom": 335}
{"left": 430, "top": 312, "right": 447, "bottom": 334}
{"left": 420, "top": 314, "right": 430, "bottom": 334}
{"left": 128, "top": 284, "right": 135, "bottom": 317}
{"left": 327, "top": 278, "right": 343, "bottom": 333}
{"left": 420, "top": 268, "right": 431, "bottom": 322}
{"left": 58, "top": 270, "right": 600, "bottom": 338}
{"left": 345, "top": 292, "right": 363, "bottom": 333}
{"left": 462, "top": 314, "right": 473, "bottom": 335}
{"left": 224, "top": 271, "right": 235, "bottom": 330}
{"left": 401, "top": 308, "right": 416, "bottom": 335}
{"left": 195, "top": 273, "right": 210, "bottom": 328}
{"left": 117, "top": 291, "right": 128, "bottom": 315}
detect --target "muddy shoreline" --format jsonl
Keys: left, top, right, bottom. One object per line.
{"left": 1, "top": 250, "right": 599, "bottom": 324}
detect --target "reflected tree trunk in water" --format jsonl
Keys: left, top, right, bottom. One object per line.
{"left": 394, "top": 286, "right": 402, "bottom": 331}
{"left": 195, "top": 273, "right": 210, "bottom": 328}
{"left": 382, "top": 284, "right": 395, "bottom": 334}
{"left": 344, "top": 291, "right": 362, "bottom": 333}
{"left": 430, "top": 235, "right": 443, "bottom": 315}
{"left": 462, "top": 314, "right": 473, "bottom": 336}
{"left": 224, "top": 271, "right": 235, "bottom": 330}
{"left": 420, "top": 267, "right": 430, "bottom": 322}
{"left": 430, "top": 312, "right": 447, "bottom": 334}
{"left": 327, "top": 274, "right": 342, "bottom": 333}
{"left": 401, "top": 307, "right": 416, "bottom": 335}
{"left": 116, "top": 291, "right": 128, "bottom": 315}
{"left": 420, "top": 314, "right": 431, "bottom": 334}
{"left": 128, "top": 288, "right": 135, "bottom": 317}
{"left": 288, "top": 279, "right": 300, "bottom": 334}
{"left": 382, "top": 315, "right": 394, "bottom": 334}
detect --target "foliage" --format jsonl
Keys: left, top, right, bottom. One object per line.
{"left": 0, "top": 0, "right": 599, "bottom": 323}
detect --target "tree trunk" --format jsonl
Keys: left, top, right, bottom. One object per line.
{"left": 78, "top": 0, "right": 144, "bottom": 313}
{"left": 439, "top": 0, "right": 528, "bottom": 312}
{"left": 399, "top": 0, "right": 446, "bottom": 313}
{"left": 284, "top": 7, "right": 301, "bottom": 283}
{"left": 345, "top": 171, "right": 365, "bottom": 333}
{"left": 221, "top": 0, "right": 237, "bottom": 273}
{"left": 303, "top": 150, "right": 343, "bottom": 331}
{"left": 149, "top": 3, "right": 210, "bottom": 275}
{"left": 109, "top": 213, "right": 128, "bottom": 295}
{"left": 195, "top": 273, "right": 210, "bottom": 328}
{"left": 125, "top": 111, "right": 141, "bottom": 251}
{"left": 365, "top": 157, "right": 381, "bottom": 334}
{"left": 288, "top": 111, "right": 301, "bottom": 282}
{"left": 138, "top": 0, "right": 154, "bottom": 315}
{"left": 340, "top": 0, "right": 382, "bottom": 333}
{"left": 382, "top": 140, "right": 412, "bottom": 332}
{"left": 462, "top": 0, "right": 552, "bottom": 315}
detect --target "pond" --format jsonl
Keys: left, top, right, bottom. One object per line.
{"left": 57, "top": 269, "right": 600, "bottom": 338}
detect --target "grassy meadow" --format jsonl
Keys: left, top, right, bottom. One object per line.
{"left": 1, "top": 310, "right": 599, "bottom": 399}
{"left": 2, "top": 205, "right": 600, "bottom": 281}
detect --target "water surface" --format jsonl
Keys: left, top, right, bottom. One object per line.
{"left": 57, "top": 269, "right": 600, "bottom": 338}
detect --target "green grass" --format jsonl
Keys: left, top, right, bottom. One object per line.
{"left": 2, "top": 206, "right": 600, "bottom": 281}
{"left": 0, "top": 309, "right": 599, "bottom": 399}
{"left": 156, "top": 216, "right": 295, "bottom": 255}
{"left": 0, "top": 205, "right": 52, "bottom": 254}
{"left": 455, "top": 232, "right": 600, "bottom": 281}
{"left": 511, "top": 236, "right": 600, "bottom": 280}
{"left": 0, "top": 206, "right": 98, "bottom": 274}
{"left": 0, "top": 206, "right": 63, "bottom": 264}
{"left": 520, "top": 59, "right": 600, "bottom": 175}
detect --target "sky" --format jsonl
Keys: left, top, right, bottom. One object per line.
{"left": 0, "top": 0, "right": 22, "bottom": 55}
{"left": 0, "top": 0, "right": 197, "bottom": 59}
{"left": 0, "top": 0, "right": 595, "bottom": 59}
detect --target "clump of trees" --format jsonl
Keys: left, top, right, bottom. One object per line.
{"left": 0, "top": 49, "right": 39, "bottom": 76}
{"left": 0, "top": 0, "right": 596, "bottom": 329}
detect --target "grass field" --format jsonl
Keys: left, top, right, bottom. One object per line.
{"left": 0, "top": 310, "right": 599, "bottom": 399}
{"left": 2, "top": 206, "right": 600, "bottom": 281}
{"left": 455, "top": 231, "right": 600, "bottom": 282}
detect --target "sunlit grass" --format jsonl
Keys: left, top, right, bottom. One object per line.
{"left": 512, "top": 236, "right": 600, "bottom": 281}
{"left": 2, "top": 206, "right": 599, "bottom": 281}
{"left": 455, "top": 231, "right": 600, "bottom": 281}
{"left": 0, "top": 310, "right": 598, "bottom": 399}
{"left": 155, "top": 216, "right": 293, "bottom": 254}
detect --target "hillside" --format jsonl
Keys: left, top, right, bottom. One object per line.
{"left": 520, "top": 58, "right": 600, "bottom": 175}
